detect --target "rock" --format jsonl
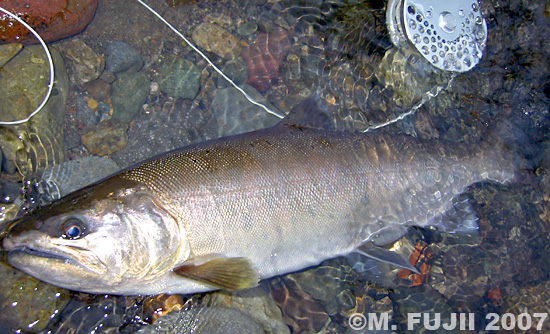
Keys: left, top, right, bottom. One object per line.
{"left": 83, "top": 79, "right": 112, "bottom": 101}
{"left": 192, "top": 23, "right": 241, "bottom": 60}
{"left": 237, "top": 22, "right": 258, "bottom": 36}
{"left": 99, "top": 69, "right": 116, "bottom": 84}
{"left": 158, "top": 57, "right": 200, "bottom": 99}
{"left": 0, "top": 43, "right": 22, "bottom": 67}
{"left": 75, "top": 95, "right": 101, "bottom": 127}
{"left": 46, "top": 295, "right": 138, "bottom": 334}
{"left": 203, "top": 286, "right": 290, "bottom": 334}
{"left": 81, "top": 119, "right": 128, "bottom": 156}
{"left": 270, "top": 276, "right": 331, "bottom": 333}
{"left": 205, "top": 13, "right": 233, "bottom": 29}
{"left": 104, "top": 41, "right": 143, "bottom": 73}
{"left": 0, "top": 260, "right": 71, "bottom": 333}
{"left": 211, "top": 85, "right": 281, "bottom": 137}
{"left": 217, "top": 56, "right": 248, "bottom": 88}
{"left": 110, "top": 99, "right": 211, "bottom": 169}
{"left": 112, "top": 71, "right": 150, "bottom": 123}
{"left": 0, "top": 45, "right": 68, "bottom": 178}
{"left": 59, "top": 39, "right": 105, "bottom": 84}
{"left": 137, "top": 306, "right": 264, "bottom": 334}
{"left": 37, "top": 156, "right": 119, "bottom": 203}
{"left": 499, "top": 280, "right": 550, "bottom": 333}
{"left": 241, "top": 27, "right": 291, "bottom": 92}
{"left": 0, "top": 0, "right": 98, "bottom": 44}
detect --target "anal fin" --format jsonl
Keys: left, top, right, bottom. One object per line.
{"left": 173, "top": 256, "right": 260, "bottom": 291}
{"left": 356, "top": 243, "right": 420, "bottom": 274}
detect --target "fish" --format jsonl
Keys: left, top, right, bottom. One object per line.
{"left": 0, "top": 96, "right": 518, "bottom": 295}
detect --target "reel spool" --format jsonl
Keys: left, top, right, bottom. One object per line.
{"left": 387, "top": 0, "right": 487, "bottom": 72}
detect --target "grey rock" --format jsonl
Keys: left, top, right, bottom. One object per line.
{"left": 204, "top": 287, "right": 290, "bottom": 334}
{"left": 237, "top": 22, "right": 258, "bottom": 36}
{"left": 136, "top": 306, "right": 263, "bottom": 334}
{"left": 211, "top": 85, "right": 281, "bottom": 137}
{"left": 158, "top": 57, "right": 200, "bottom": 100}
{"left": 75, "top": 95, "right": 101, "bottom": 127}
{"left": 104, "top": 41, "right": 143, "bottom": 73}
{"left": 112, "top": 71, "right": 150, "bottom": 123}
{"left": 217, "top": 57, "right": 248, "bottom": 88}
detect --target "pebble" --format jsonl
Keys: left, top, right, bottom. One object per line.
{"left": 205, "top": 12, "right": 233, "bottom": 29}
{"left": 59, "top": 38, "right": 105, "bottom": 84}
{"left": 83, "top": 78, "right": 112, "bottom": 101}
{"left": 158, "top": 57, "right": 200, "bottom": 99}
{"left": 237, "top": 22, "right": 258, "bottom": 36}
{"left": 81, "top": 119, "right": 129, "bottom": 156}
{"left": 192, "top": 22, "right": 241, "bottom": 60}
{"left": 112, "top": 71, "right": 150, "bottom": 122}
{"left": 75, "top": 95, "right": 101, "bottom": 127}
{"left": 104, "top": 41, "right": 143, "bottom": 73}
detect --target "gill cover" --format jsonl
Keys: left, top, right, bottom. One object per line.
{"left": 2, "top": 177, "right": 184, "bottom": 294}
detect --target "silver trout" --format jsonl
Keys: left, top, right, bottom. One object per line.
{"left": 1, "top": 97, "right": 516, "bottom": 295}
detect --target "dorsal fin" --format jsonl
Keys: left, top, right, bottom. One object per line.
{"left": 277, "top": 94, "right": 337, "bottom": 130}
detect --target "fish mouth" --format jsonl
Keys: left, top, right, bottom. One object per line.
{"left": 8, "top": 246, "right": 70, "bottom": 262}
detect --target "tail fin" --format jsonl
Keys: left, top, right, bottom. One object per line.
{"left": 476, "top": 118, "right": 537, "bottom": 184}
{"left": 489, "top": 119, "right": 537, "bottom": 171}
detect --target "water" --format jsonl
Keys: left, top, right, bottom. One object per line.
{"left": 0, "top": 0, "right": 549, "bottom": 333}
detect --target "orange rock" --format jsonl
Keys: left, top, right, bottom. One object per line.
{"left": 0, "top": 0, "right": 98, "bottom": 44}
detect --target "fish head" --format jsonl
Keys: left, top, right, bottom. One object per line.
{"left": 1, "top": 178, "right": 184, "bottom": 294}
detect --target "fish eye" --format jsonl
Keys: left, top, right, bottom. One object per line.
{"left": 60, "top": 218, "right": 86, "bottom": 239}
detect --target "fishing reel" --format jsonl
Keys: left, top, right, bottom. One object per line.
{"left": 386, "top": 0, "right": 487, "bottom": 72}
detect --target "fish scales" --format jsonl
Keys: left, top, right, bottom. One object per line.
{"left": 118, "top": 124, "right": 510, "bottom": 276}
{"left": 1, "top": 98, "right": 516, "bottom": 295}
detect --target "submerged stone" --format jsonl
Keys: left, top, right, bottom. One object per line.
{"left": 81, "top": 119, "right": 129, "bottom": 156}
{"left": 0, "top": 45, "right": 68, "bottom": 178}
{"left": 158, "top": 57, "right": 200, "bottom": 100}
{"left": 211, "top": 85, "right": 280, "bottom": 137}
{"left": 59, "top": 38, "right": 105, "bottom": 84}
{"left": 192, "top": 22, "right": 241, "bottom": 60}
{"left": 112, "top": 71, "right": 150, "bottom": 123}
{"left": 104, "top": 41, "right": 143, "bottom": 73}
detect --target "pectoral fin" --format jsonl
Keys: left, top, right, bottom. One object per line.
{"left": 174, "top": 257, "right": 260, "bottom": 290}
{"left": 356, "top": 243, "right": 420, "bottom": 274}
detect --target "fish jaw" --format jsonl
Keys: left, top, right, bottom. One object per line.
{"left": 3, "top": 230, "right": 109, "bottom": 288}
{"left": 1, "top": 183, "right": 186, "bottom": 295}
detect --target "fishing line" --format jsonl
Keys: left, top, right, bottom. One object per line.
{"left": 135, "top": 0, "right": 285, "bottom": 119}
{"left": 0, "top": 6, "right": 55, "bottom": 126}
{"left": 363, "top": 74, "right": 456, "bottom": 132}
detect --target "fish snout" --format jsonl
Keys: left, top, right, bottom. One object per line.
{"left": 1, "top": 234, "right": 15, "bottom": 251}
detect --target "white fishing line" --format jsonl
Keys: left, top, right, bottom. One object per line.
{"left": 363, "top": 74, "right": 456, "bottom": 132}
{"left": 0, "top": 5, "right": 55, "bottom": 126}
{"left": 135, "top": 0, "right": 284, "bottom": 119}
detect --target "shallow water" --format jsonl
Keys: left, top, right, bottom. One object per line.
{"left": 0, "top": 0, "right": 549, "bottom": 333}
